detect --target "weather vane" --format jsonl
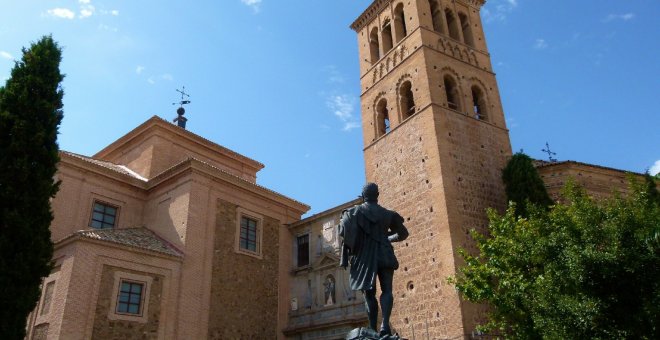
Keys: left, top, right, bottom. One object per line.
{"left": 172, "top": 86, "right": 191, "bottom": 129}
{"left": 541, "top": 142, "right": 557, "bottom": 162}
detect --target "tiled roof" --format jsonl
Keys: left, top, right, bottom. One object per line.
{"left": 65, "top": 227, "right": 183, "bottom": 257}
{"left": 61, "top": 151, "right": 147, "bottom": 181}
{"left": 533, "top": 159, "right": 645, "bottom": 176}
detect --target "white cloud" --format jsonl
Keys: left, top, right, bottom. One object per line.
{"left": 135, "top": 66, "right": 145, "bottom": 75}
{"left": 111, "top": 10, "right": 119, "bottom": 16}
{"left": 327, "top": 94, "right": 360, "bottom": 131}
{"left": 241, "top": 0, "right": 262, "bottom": 13}
{"left": 0, "top": 51, "right": 13, "bottom": 60}
{"left": 78, "top": 0, "right": 91, "bottom": 4}
{"left": 650, "top": 160, "right": 660, "bottom": 176}
{"left": 98, "top": 23, "right": 118, "bottom": 32}
{"left": 342, "top": 121, "right": 361, "bottom": 131}
{"left": 506, "top": 117, "right": 519, "bottom": 129}
{"left": 147, "top": 77, "right": 155, "bottom": 85}
{"left": 161, "top": 74, "right": 173, "bottom": 81}
{"left": 323, "top": 65, "right": 345, "bottom": 84}
{"left": 534, "top": 38, "right": 548, "bottom": 50}
{"left": 79, "top": 4, "right": 95, "bottom": 18}
{"left": 47, "top": 8, "right": 76, "bottom": 19}
{"left": 482, "top": 0, "right": 519, "bottom": 23}
{"left": 604, "top": 13, "right": 635, "bottom": 22}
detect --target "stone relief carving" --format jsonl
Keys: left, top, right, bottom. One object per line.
{"left": 322, "top": 219, "right": 338, "bottom": 253}
{"left": 323, "top": 275, "right": 336, "bottom": 306}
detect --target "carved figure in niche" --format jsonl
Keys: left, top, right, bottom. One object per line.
{"left": 339, "top": 183, "right": 409, "bottom": 337}
{"left": 324, "top": 275, "right": 336, "bottom": 305}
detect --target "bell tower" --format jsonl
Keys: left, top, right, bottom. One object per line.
{"left": 351, "top": 0, "right": 512, "bottom": 338}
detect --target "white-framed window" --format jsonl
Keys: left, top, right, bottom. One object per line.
{"left": 108, "top": 271, "right": 152, "bottom": 323}
{"left": 234, "top": 208, "right": 263, "bottom": 258}
{"left": 116, "top": 280, "right": 145, "bottom": 315}
{"left": 39, "top": 280, "right": 56, "bottom": 316}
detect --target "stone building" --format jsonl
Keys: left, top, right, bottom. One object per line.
{"left": 285, "top": 0, "right": 650, "bottom": 339}
{"left": 25, "top": 1, "right": 653, "bottom": 339}
{"left": 25, "top": 116, "right": 309, "bottom": 339}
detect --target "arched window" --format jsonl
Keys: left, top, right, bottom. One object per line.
{"left": 444, "top": 75, "right": 461, "bottom": 111}
{"left": 459, "top": 13, "right": 474, "bottom": 47}
{"left": 429, "top": 0, "right": 444, "bottom": 34}
{"left": 382, "top": 20, "right": 394, "bottom": 53}
{"left": 399, "top": 81, "right": 416, "bottom": 119}
{"left": 445, "top": 9, "right": 460, "bottom": 41}
{"left": 471, "top": 86, "right": 488, "bottom": 120}
{"left": 394, "top": 4, "right": 407, "bottom": 43}
{"left": 369, "top": 27, "right": 380, "bottom": 63}
{"left": 376, "top": 99, "right": 390, "bottom": 137}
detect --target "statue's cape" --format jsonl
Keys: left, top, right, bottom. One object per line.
{"left": 339, "top": 203, "right": 404, "bottom": 290}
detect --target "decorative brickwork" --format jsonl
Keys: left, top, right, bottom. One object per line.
{"left": 207, "top": 198, "right": 281, "bottom": 339}
{"left": 31, "top": 323, "right": 49, "bottom": 340}
{"left": 355, "top": 0, "right": 512, "bottom": 338}
{"left": 91, "top": 265, "right": 163, "bottom": 339}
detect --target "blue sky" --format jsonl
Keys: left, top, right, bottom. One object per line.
{"left": 1, "top": 0, "right": 658, "bottom": 215}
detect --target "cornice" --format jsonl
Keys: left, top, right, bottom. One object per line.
{"left": 93, "top": 116, "right": 264, "bottom": 172}
{"left": 289, "top": 198, "right": 361, "bottom": 228}
{"left": 534, "top": 160, "right": 647, "bottom": 177}
{"left": 59, "top": 151, "right": 148, "bottom": 189}
{"left": 351, "top": 0, "right": 487, "bottom": 32}
{"left": 59, "top": 151, "right": 310, "bottom": 215}
{"left": 350, "top": 0, "right": 390, "bottom": 32}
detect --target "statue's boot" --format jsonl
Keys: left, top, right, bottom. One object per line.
{"left": 364, "top": 289, "right": 379, "bottom": 331}
{"left": 379, "top": 291, "right": 394, "bottom": 336}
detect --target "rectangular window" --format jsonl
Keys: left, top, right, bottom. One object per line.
{"left": 297, "top": 234, "right": 310, "bottom": 267}
{"left": 90, "top": 201, "right": 118, "bottom": 229}
{"left": 239, "top": 216, "right": 258, "bottom": 252}
{"left": 116, "top": 280, "right": 144, "bottom": 316}
{"left": 39, "top": 281, "right": 55, "bottom": 316}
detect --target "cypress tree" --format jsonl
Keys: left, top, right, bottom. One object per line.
{"left": 0, "top": 36, "right": 63, "bottom": 339}
{"left": 501, "top": 152, "right": 553, "bottom": 217}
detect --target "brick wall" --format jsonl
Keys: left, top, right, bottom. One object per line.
{"left": 207, "top": 198, "right": 281, "bottom": 338}
{"left": 91, "top": 265, "right": 163, "bottom": 339}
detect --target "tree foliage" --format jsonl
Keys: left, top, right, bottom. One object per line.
{"left": 451, "top": 180, "right": 660, "bottom": 339}
{"left": 0, "top": 36, "right": 63, "bottom": 339}
{"left": 501, "top": 152, "right": 553, "bottom": 217}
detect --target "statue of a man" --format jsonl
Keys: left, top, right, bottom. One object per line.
{"left": 339, "top": 183, "right": 409, "bottom": 336}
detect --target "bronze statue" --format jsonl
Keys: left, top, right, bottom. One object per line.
{"left": 339, "top": 183, "right": 409, "bottom": 337}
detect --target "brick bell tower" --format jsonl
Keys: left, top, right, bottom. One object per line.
{"left": 350, "top": 0, "right": 512, "bottom": 338}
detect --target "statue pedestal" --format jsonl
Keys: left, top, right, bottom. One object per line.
{"left": 345, "top": 327, "right": 403, "bottom": 340}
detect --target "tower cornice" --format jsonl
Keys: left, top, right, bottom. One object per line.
{"left": 351, "top": 0, "right": 487, "bottom": 32}
{"left": 350, "top": 0, "right": 390, "bottom": 32}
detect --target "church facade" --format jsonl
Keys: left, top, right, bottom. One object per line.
{"left": 25, "top": 117, "right": 309, "bottom": 339}
{"left": 25, "top": 1, "right": 649, "bottom": 339}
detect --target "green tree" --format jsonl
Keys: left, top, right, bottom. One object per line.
{"left": 451, "top": 181, "right": 660, "bottom": 339}
{"left": 644, "top": 172, "right": 660, "bottom": 205}
{"left": 0, "top": 36, "right": 63, "bottom": 339}
{"left": 501, "top": 152, "right": 553, "bottom": 217}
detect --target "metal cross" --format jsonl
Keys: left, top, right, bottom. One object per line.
{"left": 173, "top": 86, "right": 191, "bottom": 107}
{"left": 541, "top": 142, "right": 557, "bottom": 162}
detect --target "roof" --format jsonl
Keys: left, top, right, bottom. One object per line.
{"left": 61, "top": 151, "right": 147, "bottom": 181}
{"left": 57, "top": 227, "right": 183, "bottom": 257}
{"left": 59, "top": 151, "right": 310, "bottom": 214}
{"left": 93, "top": 116, "right": 264, "bottom": 171}
{"left": 290, "top": 198, "right": 361, "bottom": 228}
{"left": 534, "top": 160, "right": 646, "bottom": 177}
